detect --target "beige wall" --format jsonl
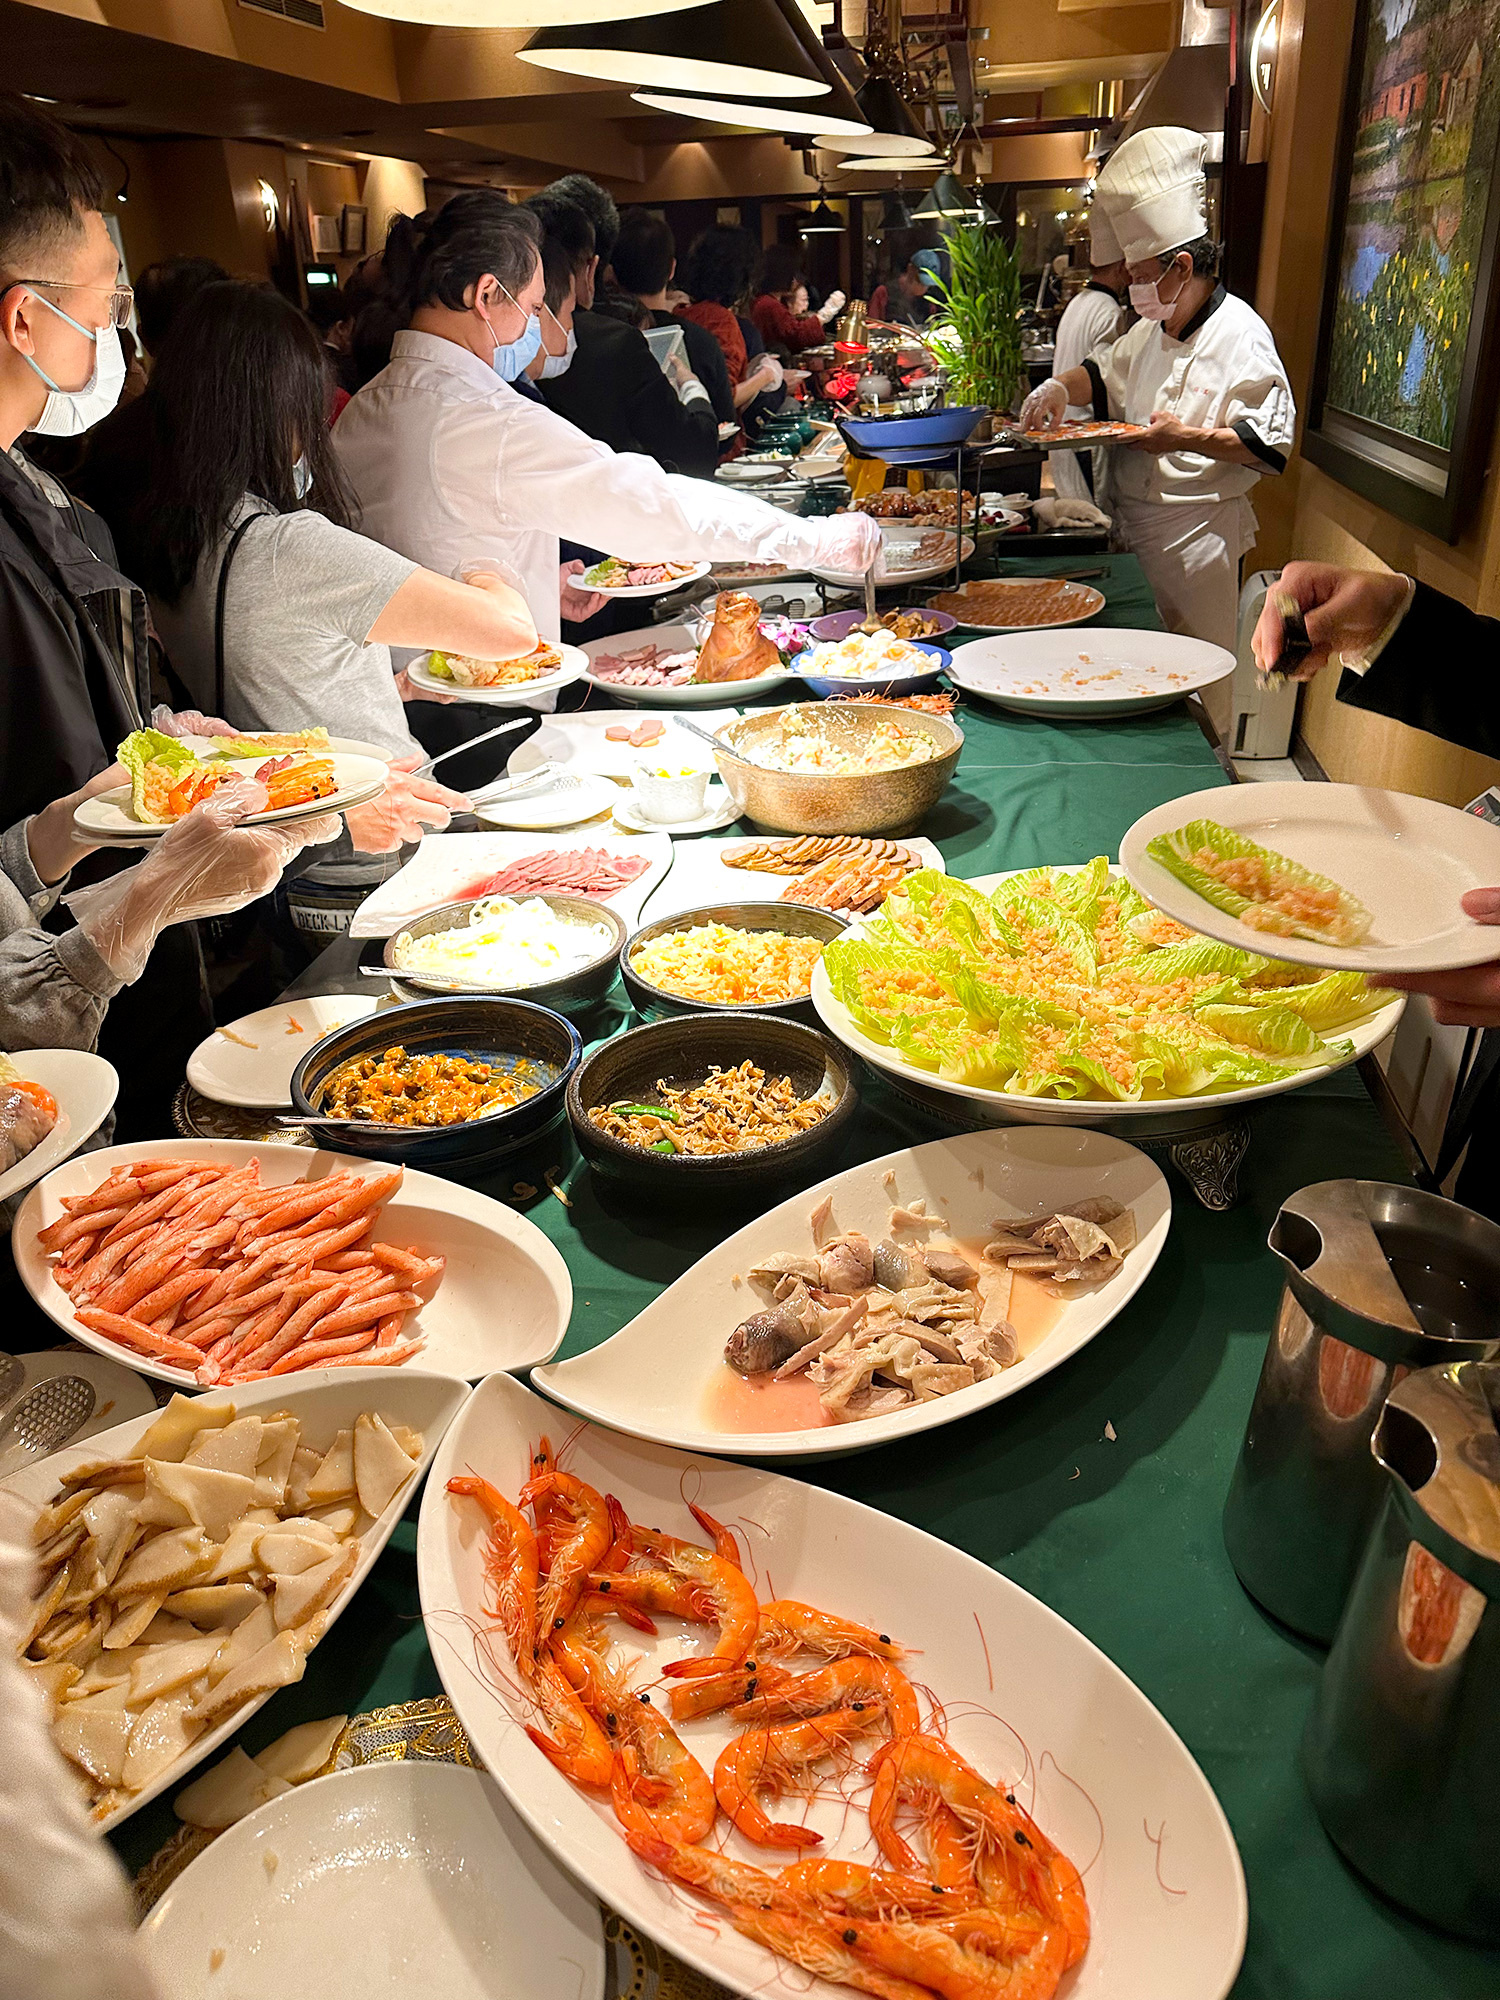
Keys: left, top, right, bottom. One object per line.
{"left": 1251, "top": 0, "right": 1500, "bottom": 807}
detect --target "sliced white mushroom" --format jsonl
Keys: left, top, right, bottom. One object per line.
{"left": 254, "top": 1714, "right": 347, "bottom": 1786}
{"left": 353, "top": 1413, "right": 417, "bottom": 1519}
{"left": 132, "top": 1395, "right": 236, "bottom": 1465}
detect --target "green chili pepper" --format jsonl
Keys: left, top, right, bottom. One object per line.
{"left": 610, "top": 1101, "right": 681, "bottom": 1123}
{"left": 650, "top": 1138, "right": 676, "bottom": 1153}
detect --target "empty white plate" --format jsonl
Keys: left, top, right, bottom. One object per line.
{"left": 0, "top": 1048, "right": 118, "bottom": 1203}
{"left": 187, "top": 997, "right": 382, "bottom": 1110}
{"left": 1121, "top": 782, "right": 1500, "bottom": 975}
{"left": 475, "top": 772, "right": 618, "bottom": 831}
{"left": 949, "top": 629, "right": 1236, "bottom": 718}
{"left": 612, "top": 780, "right": 741, "bottom": 836}
{"left": 138, "top": 1762, "right": 605, "bottom": 2000}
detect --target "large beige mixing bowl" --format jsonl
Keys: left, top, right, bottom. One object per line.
{"left": 713, "top": 702, "right": 963, "bottom": 836}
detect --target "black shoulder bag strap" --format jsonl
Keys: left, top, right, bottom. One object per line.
{"left": 213, "top": 516, "right": 258, "bottom": 717}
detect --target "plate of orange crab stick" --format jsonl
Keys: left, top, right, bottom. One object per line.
{"left": 419, "top": 1375, "right": 1249, "bottom": 2000}
{"left": 13, "top": 1139, "right": 573, "bottom": 1388}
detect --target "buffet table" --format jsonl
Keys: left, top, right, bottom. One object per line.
{"left": 97, "top": 556, "right": 1500, "bottom": 1997}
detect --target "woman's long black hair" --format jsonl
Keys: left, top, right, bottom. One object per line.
{"left": 754, "top": 241, "right": 807, "bottom": 302}
{"left": 678, "top": 225, "right": 758, "bottom": 310}
{"left": 383, "top": 191, "right": 542, "bottom": 318}
{"left": 134, "top": 279, "right": 354, "bottom": 604}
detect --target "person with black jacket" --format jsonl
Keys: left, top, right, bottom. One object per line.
{"left": 608, "top": 208, "right": 734, "bottom": 432}
{"left": 526, "top": 184, "right": 719, "bottom": 479}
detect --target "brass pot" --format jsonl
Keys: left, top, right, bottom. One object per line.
{"left": 712, "top": 702, "right": 962, "bottom": 837}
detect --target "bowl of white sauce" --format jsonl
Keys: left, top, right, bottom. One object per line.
{"left": 385, "top": 894, "right": 626, "bottom": 1012}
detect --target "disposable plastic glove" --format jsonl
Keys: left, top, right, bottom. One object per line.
{"left": 0, "top": 1491, "right": 161, "bottom": 2000}
{"left": 1018, "top": 379, "right": 1069, "bottom": 432}
{"left": 817, "top": 290, "right": 847, "bottom": 324}
{"left": 344, "top": 753, "right": 469, "bottom": 855}
{"left": 752, "top": 353, "right": 784, "bottom": 393}
{"left": 149, "top": 704, "right": 236, "bottom": 739}
{"left": 66, "top": 776, "right": 342, "bottom": 984}
{"left": 812, "top": 511, "right": 884, "bottom": 576}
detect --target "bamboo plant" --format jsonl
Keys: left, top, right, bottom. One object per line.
{"left": 926, "top": 223, "right": 1025, "bottom": 415}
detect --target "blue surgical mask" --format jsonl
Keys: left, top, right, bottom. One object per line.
{"left": 484, "top": 281, "right": 545, "bottom": 383}
{"left": 18, "top": 290, "right": 126, "bottom": 438}
{"left": 539, "top": 326, "right": 577, "bottom": 381}
{"left": 292, "top": 454, "right": 313, "bottom": 501}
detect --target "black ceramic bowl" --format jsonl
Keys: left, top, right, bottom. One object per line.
{"left": 289, "top": 996, "right": 581, "bottom": 1169}
{"left": 383, "top": 895, "right": 625, "bottom": 1013}
{"left": 568, "top": 1012, "right": 856, "bottom": 1197}
{"left": 619, "top": 902, "right": 847, "bottom": 1027}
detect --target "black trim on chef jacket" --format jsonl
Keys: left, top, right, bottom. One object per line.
{"left": 1082, "top": 286, "right": 1281, "bottom": 470}
{"left": 1081, "top": 356, "right": 1110, "bottom": 422}
{"left": 1231, "top": 420, "right": 1286, "bottom": 474}
{"left": 1170, "top": 282, "right": 1226, "bottom": 344}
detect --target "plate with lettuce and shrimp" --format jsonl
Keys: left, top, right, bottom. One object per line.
{"left": 1121, "top": 782, "right": 1500, "bottom": 975}
{"left": 74, "top": 729, "right": 390, "bottom": 840}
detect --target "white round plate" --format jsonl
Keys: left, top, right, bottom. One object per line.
{"left": 568, "top": 560, "right": 712, "bottom": 600}
{"left": 810, "top": 525, "right": 976, "bottom": 590}
{"left": 613, "top": 779, "right": 741, "bottom": 836}
{"left": 930, "top": 579, "right": 1107, "bottom": 633}
{"left": 0, "top": 1049, "right": 118, "bottom": 1203}
{"left": 3, "top": 1367, "right": 470, "bottom": 1831}
{"left": 581, "top": 622, "right": 794, "bottom": 709}
{"left": 950, "top": 629, "right": 1236, "bottom": 717}
{"left": 714, "top": 461, "right": 783, "bottom": 485}
{"left": 811, "top": 866, "right": 1406, "bottom": 1125}
{"left": 1121, "top": 781, "right": 1500, "bottom": 975}
{"left": 74, "top": 753, "right": 389, "bottom": 840}
{"left": 474, "top": 771, "right": 619, "bottom": 830}
{"left": 187, "top": 996, "right": 383, "bottom": 1110}
{"left": 419, "top": 1373, "right": 1248, "bottom": 2000}
{"left": 138, "top": 1762, "right": 605, "bottom": 2000}
{"left": 402, "top": 644, "right": 590, "bottom": 707}
{"left": 13, "top": 1140, "right": 572, "bottom": 1388}
{"left": 536, "top": 1126, "right": 1169, "bottom": 1459}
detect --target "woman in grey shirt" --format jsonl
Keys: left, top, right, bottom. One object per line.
{"left": 130, "top": 281, "right": 544, "bottom": 854}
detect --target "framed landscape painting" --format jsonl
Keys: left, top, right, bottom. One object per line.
{"left": 1303, "top": 0, "right": 1500, "bottom": 539}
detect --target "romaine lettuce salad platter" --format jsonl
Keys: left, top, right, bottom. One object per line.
{"left": 819, "top": 862, "right": 1396, "bottom": 1103}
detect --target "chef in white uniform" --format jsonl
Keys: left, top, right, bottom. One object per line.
{"left": 1020, "top": 127, "right": 1294, "bottom": 659}
{"left": 1047, "top": 208, "right": 1128, "bottom": 507}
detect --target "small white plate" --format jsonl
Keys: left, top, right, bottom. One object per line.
{"left": 348, "top": 832, "right": 672, "bottom": 940}
{"left": 473, "top": 772, "right": 619, "bottom": 831}
{"left": 569, "top": 560, "right": 712, "bottom": 599}
{"left": 612, "top": 780, "right": 740, "bottom": 837}
{"left": 950, "top": 629, "right": 1236, "bottom": 717}
{"left": 138, "top": 1762, "right": 605, "bottom": 2000}
{"left": 13, "top": 1140, "right": 573, "bottom": 1388}
{"left": 402, "top": 645, "right": 591, "bottom": 707}
{"left": 508, "top": 711, "right": 744, "bottom": 782}
{"left": 0, "top": 1049, "right": 119, "bottom": 1203}
{"left": 418, "top": 1373, "right": 1248, "bottom": 2000}
{"left": 5, "top": 1367, "right": 469, "bottom": 1830}
{"left": 714, "top": 461, "right": 783, "bottom": 485}
{"left": 74, "top": 753, "right": 389, "bottom": 840}
{"left": 810, "top": 525, "right": 975, "bottom": 590}
{"left": 1121, "top": 781, "right": 1500, "bottom": 975}
{"left": 187, "top": 997, "right": 383, "bottom": 1110}
{"left": 581, "top": 623, "right": 794, "bottom": 709}
{"left": 931, "top": 579, "right": 1107, "bottom": 633}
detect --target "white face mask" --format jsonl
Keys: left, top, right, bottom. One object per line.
{"left": 1128, "top": 264, "right": 1187, "bottom": 324}
{"left": 292, "top": 454, "right": 313, "bottom": 501}
{"left": 539, "top": 325, "right": 577, "bottom": 381}
{"left": 20, "top": 291, "right": 127, "bottom": 437}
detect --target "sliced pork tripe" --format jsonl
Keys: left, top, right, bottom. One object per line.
{"left": 980, "top": 1196, "right": 1137, "bottom": 1292}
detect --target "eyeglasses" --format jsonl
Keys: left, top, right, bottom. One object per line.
{"left": 12, "top": 279, "right": 134, "bottom": 328}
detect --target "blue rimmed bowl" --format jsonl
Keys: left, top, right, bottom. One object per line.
{"left": 792, "top": 637, "right": 952, "bottom": 700}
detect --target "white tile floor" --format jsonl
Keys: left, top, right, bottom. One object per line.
{"left": 1232, "top": 757, "right": 1303, "bottom": 783}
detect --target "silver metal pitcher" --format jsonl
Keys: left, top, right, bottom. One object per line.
{"left": 1303, "top": 1361, "right": 1500, "bottom": 1943}
{"left": 1223, "top": 1181, "right": 1500, "bottom": 1642}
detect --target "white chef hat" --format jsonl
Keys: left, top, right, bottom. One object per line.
{"left": 1096, "top": 126, "right": 1208, "bottom": 263}
{"left": 1087, "top": 202, "right": 1122, "bottom": 266}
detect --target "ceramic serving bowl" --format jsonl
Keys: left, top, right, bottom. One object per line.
{"left": 792, "top": 639, "right": 952, "bottom": 701}
{"left": 290, "top": 996, "right": 581, "bottom": 1168}
{"left": 711, "top": 700, "right": 963, "bottom": 836}
{"left": 382, "top": 895, "right": 625, "bottom": 1012}
{"left": 628, "top": 763, "right": 712, "bottom": 825}
{"left": 619, "top": 901, "right": 847, "bottom": 1027}
{"left": 808, "top": 607, "right": 958, "bottom": 644}
{"left": 566, "top": 1013, "right": 856, "bottom": 1199}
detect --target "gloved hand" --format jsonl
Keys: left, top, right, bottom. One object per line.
{"left": 752, "top": 353, "right": 784, "bottom": 393}
{"left": 344, "top": 753, "right": 470, "bottom": 855}
{"left": 66, "top": 776, "right": 341, "bottom": 984}
{"left": 25, "top": 765, "right": 127, "bottom": 888}
{"left": 1018, "top": 379, "right": 1069, "bottom": 432}
{"left": 149, "top": 705, "right": 236, "bottom": 739}
{"left": 816, "top": 290, "right": 847, "bottom": 324}
{"left": 814, "top": 511, "right": 884, "bottom": 576}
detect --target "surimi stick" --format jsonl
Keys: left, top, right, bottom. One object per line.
{"left": 75, "top": 1309, "right": 203, "bottom": 1366}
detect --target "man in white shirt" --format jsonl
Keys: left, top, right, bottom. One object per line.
{"left": 1047, "top": 211, "right": 1128, "bottom": 507}
{"left": 1020, "top": 128, "right": 1295, "bottom": 662}
{"left": 334, "top": 204, "right": 880, "bottom": 645}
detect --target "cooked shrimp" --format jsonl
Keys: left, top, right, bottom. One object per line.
{"left": 599, "top": 1493, "right": 635, "bottom": 1571}
{"left": 585, "top": 1568, "right": 712, "bottom": 1623}
{"left": 622, "top": 1828, "right": 798, "bottom": 1914}
{"left": 925, "top": 1802, "right": 977, "bottom": 1894}
{"left": 528, "top": 1436, "right": 567, "bottom": 1568}
{"left": 780, "top": 1859, "right": 975, "bottom": 1922}
{"left": 607, "top": 1694, "right": 717, "bottom": 1846}
{"left": 714, "top": 1707, "right": 885, "bottom": 1849}
{"left": 730, "top": 1909, "right": 934, "bottom": 2000}
{"left": 526, "top": 1654, "right": 613, "bottom": 1790}
{"left": 666, "top": 1659, "right": 794, "bottom": 1724}
{"left": 837, "top": 1912, "right": 1068, "bottom": 2000}
{"left": 521, "top": 1468, "right": 611, "bottom": 1642}
{"left": 757, "top": 1599, "right": 904, "bottom": 1662}
{"left": 446, "top": 1474, "right": 539, "bottom": 1678}
{"left": 978, "top": 1843, "right": 1089, "bottom": 1970}
{"left": 867, "top": 1736, "right": 1054, "bottom": 1917}
{"left": 633, "top": 1531, "right": 760, "bottom": 1677}
{"left": 687, "top": 1500, "right": 743, "bottom": 1568}
{"left": 730, "top": 1656, "right": 921, "bottom": 1736}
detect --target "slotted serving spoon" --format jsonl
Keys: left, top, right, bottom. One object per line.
{"left": 0, "top": 1375, "right": 96, "bottom": 1469}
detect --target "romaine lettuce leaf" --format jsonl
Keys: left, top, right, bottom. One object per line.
{"left": 1145, "top": 818, "right": 1371, "bottom": 947}
{"left": 116, "top": 730, "right": 197, "bottom": 824}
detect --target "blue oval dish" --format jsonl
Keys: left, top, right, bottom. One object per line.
{"left": 792, "top": 637, "right": 952, "bottom": 700}
{"left": 837, "top": 406, "right": 990, "bottom": 452}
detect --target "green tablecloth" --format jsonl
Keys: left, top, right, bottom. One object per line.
{"left": 109, "top": 556, "right": 1500, "bottom": 1997}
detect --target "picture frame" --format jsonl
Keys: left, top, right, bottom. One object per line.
{"left": 1302, "top": 0, "right": 1500, "bottom": 542}
{"left": 311, "top": 212, "right": 342, "bottom": 258}
{"left": 341, "top": 204, "right": 368, "bottom": 257}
